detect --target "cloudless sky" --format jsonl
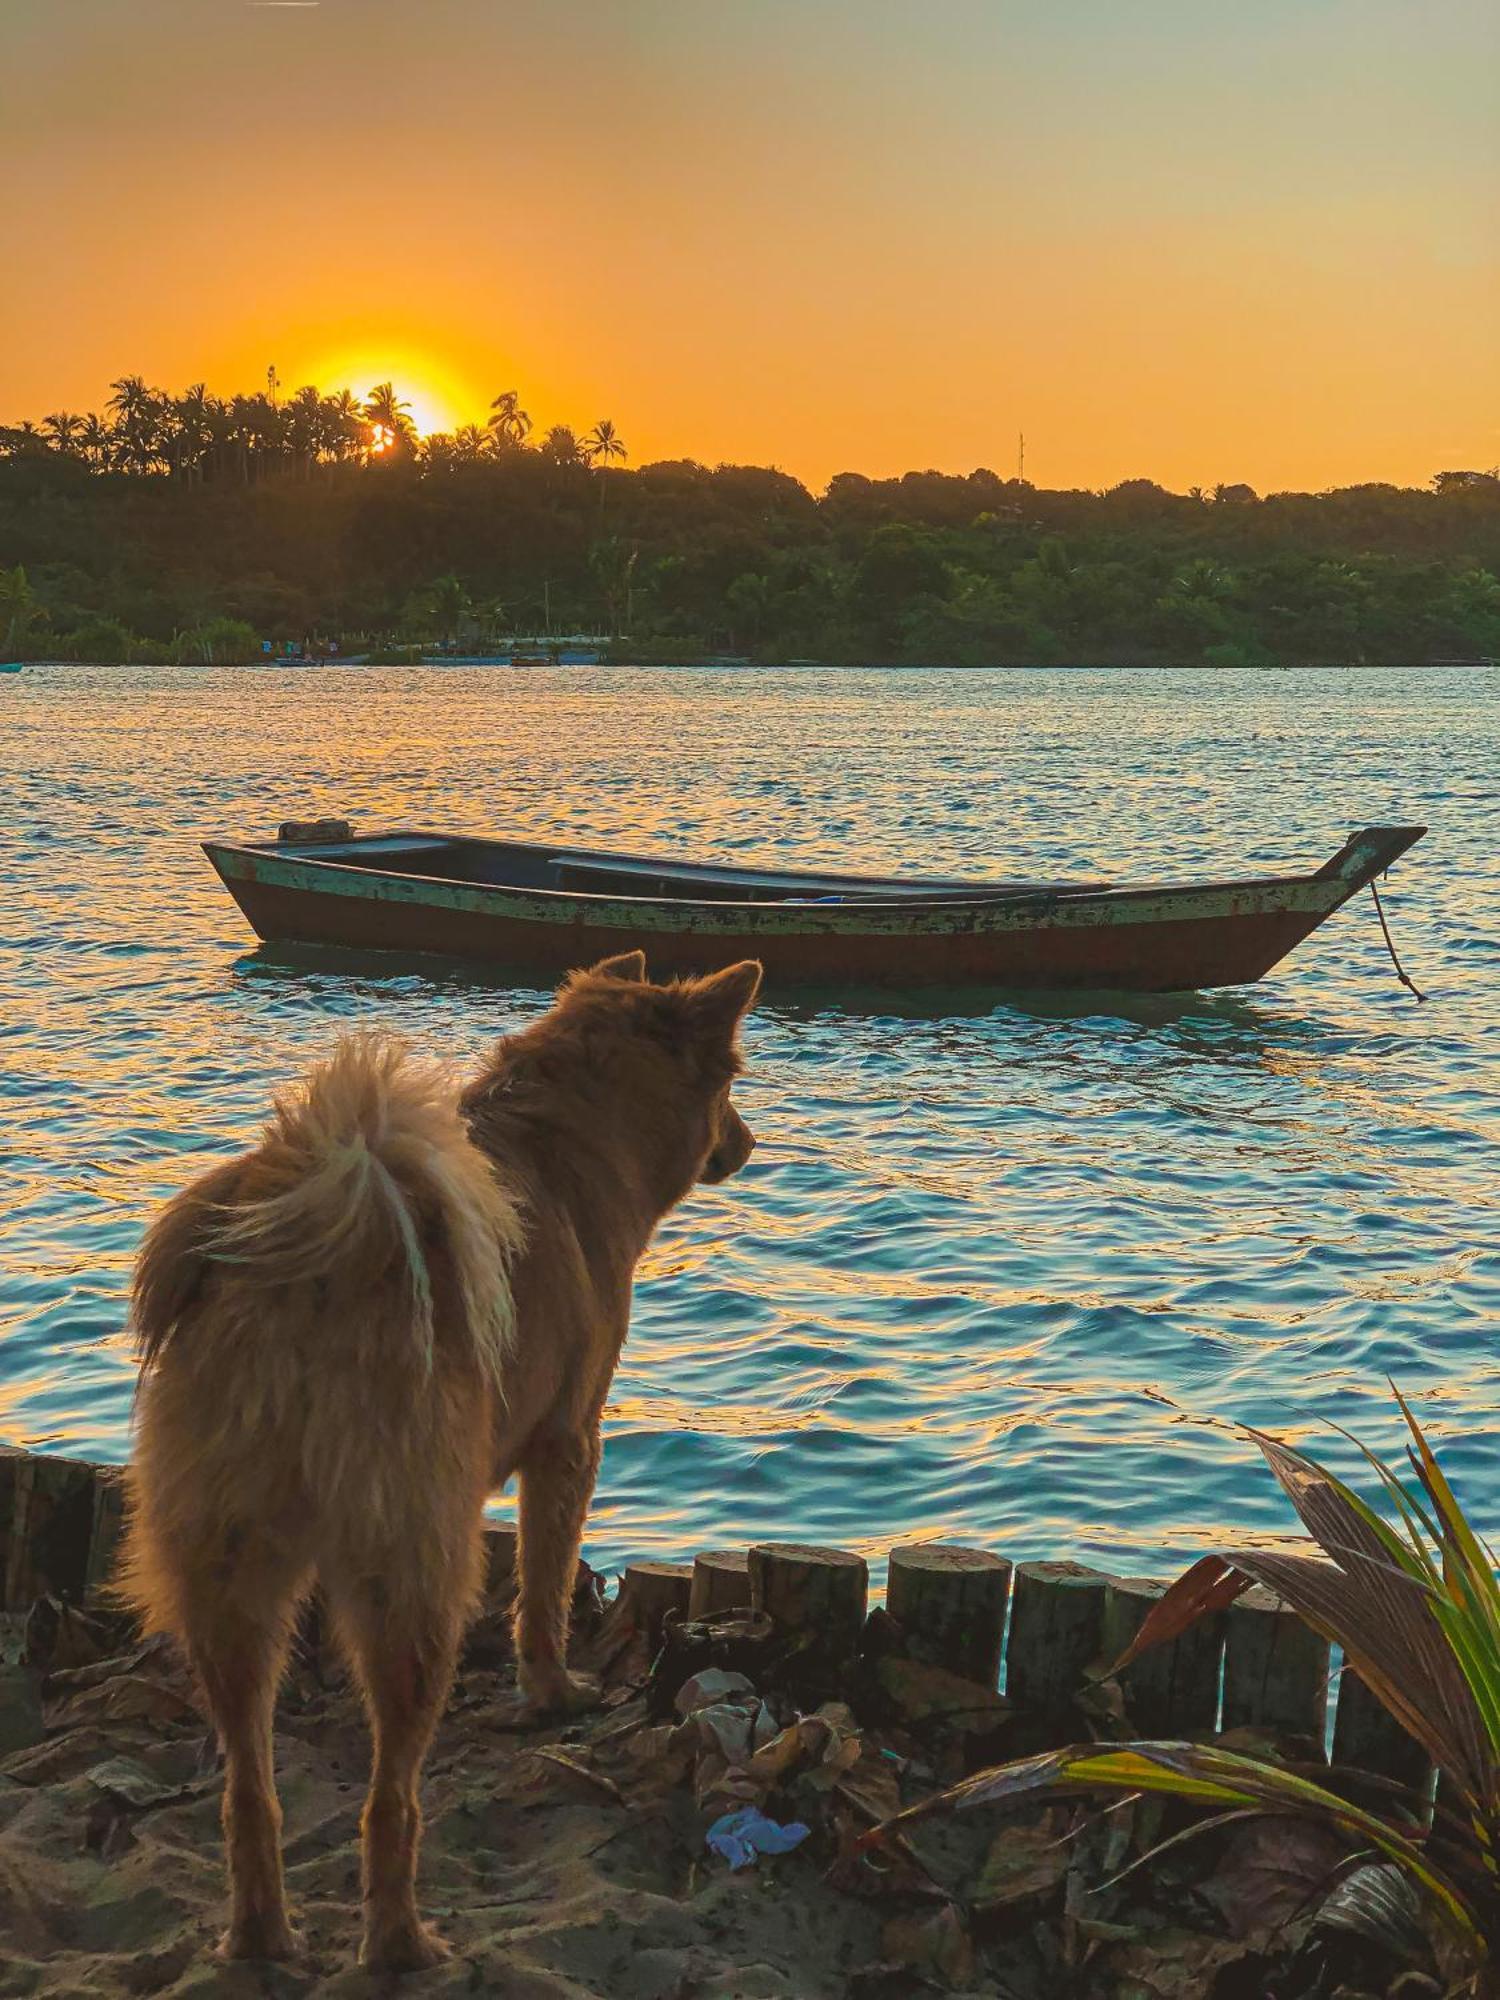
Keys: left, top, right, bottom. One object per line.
{"left": 2, "top": 0, "right": 1496, "bottom": 490}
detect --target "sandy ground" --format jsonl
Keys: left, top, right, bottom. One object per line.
{"left": 0, "top": 1594, "right": 1441, "bottom": 2000}
{"left": 0, "top": 1658, "right": 886, "bottom": 1997}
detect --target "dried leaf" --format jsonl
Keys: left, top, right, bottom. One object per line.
{"left": 43, "top": 1672, "right": 200, "bottom": 1732}
{"left": 973, "top": 1812, "right": 1072, "bottom": 1910}
{"left": 1200, "top": 1814, "right": 1350, "bottom": 1941}
{"left": 832, "top": 1750, "right": 904, "bottom": 1826}
{"left": 826, "top": 1810, "right": 945, "bottom": 1902}
{"left": 524, "top": 1745, "right": 625, "bottom": 1805}
{"left": 1102, "top": 1557, "right": 1251, "bottom": 1679}
{"left": 1106, "top": 1926, "right": 1251, "bottom": 1997}
{"left": 876, "top": 1655, "right": 1010, "bottom": 1730}
{"left": 880, "top": 1903, "right": 975, "bottom": 1988}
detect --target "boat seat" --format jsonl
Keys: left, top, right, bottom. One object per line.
{"left": 285, "top": 836, "right": 453, "bottom": 859}
{"left": 547, "top": 855, "right": 872, "bottom": 901}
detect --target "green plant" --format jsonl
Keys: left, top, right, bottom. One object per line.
{"left": 362, "top": 642, "right": 425, "bottom": 665}
{"left": 871, "top": 1390, "right": 1500, "bottom": 1987}
{"left": 171, "top": 616, "right": 261, "bottom": 664}
{"left": 62, "top": 614, "right": 136, "bottom": 664}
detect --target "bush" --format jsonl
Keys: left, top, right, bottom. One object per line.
{"left": 171, "top": 617, "right": 262, "bottom": 665}
{"left": 1202, "top": 639, "right": 1280, "bottom": 670}
{"left": 62, "top": 616, "right": 136, "bottom": 665}
{"left": 362, "top": 643, "right": 426, "bottom": 665}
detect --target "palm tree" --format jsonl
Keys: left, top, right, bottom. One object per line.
{"left": 320, "top": 390, "right": 367, "bottom": 464}
{"left": 583, "top": 419, "right": 627, "bottom": 520}
{"left": 0, "top": 565, "right": 43, "bottom": 654}
{"left": 226, "top": 392, "right": 282, "bottom": 484}
{"left": 41, "top": 412, "right": 84, "bottom": 455}
{"left": 107, "top": 376, "right": 163, "bottom": 474}
{"left": 283, "top": 385, "right": 324, "bottom": 478}
{"left": 79, "top": 414, "right": 114, "bottom": 471}
{"left": 450, "top": 423, "right": 489, "bottom": 463}
{"left": 487, "top": 390, "right": 531, "bottom": 453}
{"left": 0, "top": 421, "right": 48, "bottom": 457}
{"left": 589, "top": 536, "right": 638, "bottom": 638}
{"left": 363, "top": 382, "right": 416, "bottom": 457}
{"left": 540, "top": 424, "right": 581, "bottom": 467}
{"left": 167, "top": 383, "right": 216, "bottom": 484}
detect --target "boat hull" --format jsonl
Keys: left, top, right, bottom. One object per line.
{"left": 202, "top": 828, "right": 1422, "bottom": 992}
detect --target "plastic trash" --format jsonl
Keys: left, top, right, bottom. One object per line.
{"left": 674, "top": 1668, "right": 757, "bottom": 1716}
{"left": 705, "top": 1805, "right": 812, "bottom": 1870}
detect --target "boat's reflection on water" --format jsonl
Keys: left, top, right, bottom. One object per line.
{"left": 231, "top": 938, "right": 1315, "bottom": 1046}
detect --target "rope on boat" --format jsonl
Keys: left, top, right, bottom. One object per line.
{"left": 1370, "top": 876, "right": 1428, "bottom": 1002}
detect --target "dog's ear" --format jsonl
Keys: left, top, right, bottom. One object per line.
{"left": 685, "top": 960, "right": 762, "bottom": 1036}
{"left": 589, "top": 950, "right": 647, "bottom": 983}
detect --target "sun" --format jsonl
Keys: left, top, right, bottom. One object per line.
{"left": 287, "top": 343, "right": 481, "bottom": 438}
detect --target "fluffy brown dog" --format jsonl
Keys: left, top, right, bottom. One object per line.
{"left": 121, "top": 950, "right": 760, "bottom": 1971}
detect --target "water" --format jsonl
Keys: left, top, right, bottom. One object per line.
{"left": 2, "top": 662, "right": 1497, "bottom": 1585}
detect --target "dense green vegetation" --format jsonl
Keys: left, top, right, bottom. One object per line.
{"left": 3, "top": 379, "right": 1498, "bottom": 665}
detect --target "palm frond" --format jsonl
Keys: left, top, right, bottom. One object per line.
{"left": 865, "top": 1741, "right": 1486, "bottom": 1947}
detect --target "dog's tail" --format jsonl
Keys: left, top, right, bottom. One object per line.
{"left": 132, "top": 1031, "right": 522, "bottom": 1392}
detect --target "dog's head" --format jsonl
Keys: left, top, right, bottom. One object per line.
{"left": 573, "top": 950, "right": 761, "bottom": 1195}
{"left": 475, "top": 950, "right": 762, "bottom": 1212}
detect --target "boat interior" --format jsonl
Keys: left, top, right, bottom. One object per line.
{"left": 263, "top": 831, "right": 1102, "bottom": 904}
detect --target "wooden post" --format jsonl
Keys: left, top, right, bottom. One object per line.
{"left": 1332, "top": 1665, "right": 1434, "bottom": 1795}
{"left": 689, "top": 1548, "right": 751, "bottom": 1619}
{"left": 1004, "top": 1561, "right": 1111, "bottom": 1722}
{"left": 1, "top": 1453, "right": 98, "bottom": 1610}
{"left": 1221, "top": 1586, "right": 1329, "bottom": 1747}
{"left": 0, "top": 1451, "right": 29, "bottom": 1612}
{"left": 748, "top": 1544, "right": 868, "bottom": 1665}
{"left": 615, "top": 1561, "right": 692, "bottom": 1646}
{"left": 483, "top": 1523, "right": 518, "bottom": 1606}
{"left": 1102, "top": 1575, "right": 1221, "bottom": 1736}
{"left": 886, "top": 1544, "right": 1011, "bottom": 1690}
{"left": 85, "top": 1468, "right": 127, "bottom": 1603}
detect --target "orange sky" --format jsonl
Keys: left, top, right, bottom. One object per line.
{"left": 3, "top": 0, "right": 1496, "bottom": 491}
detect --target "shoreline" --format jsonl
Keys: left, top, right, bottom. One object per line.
{"left": 0, "top": 1446, "right": 1434, "bottom": 1997}
{"left": 9, "top": 655, "right": 1497, "bottom": 674}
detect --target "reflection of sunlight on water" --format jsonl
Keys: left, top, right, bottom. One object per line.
{"left": 2, "top": 662, "right": 1497, "bottom": 1579}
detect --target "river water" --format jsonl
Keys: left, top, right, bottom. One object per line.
{"left": 1, "top": 663, "right": 1495, "bottom": 1582}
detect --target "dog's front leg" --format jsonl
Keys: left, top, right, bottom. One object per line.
{"left": 513, "top": 1425, "right": 603, "bottom": 1715}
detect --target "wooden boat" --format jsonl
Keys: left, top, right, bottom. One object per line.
{"left": 0, "top": 662, "right": 23, "bottom": 674}
{"left": 201, "top": 823, "right": 1425, "bottom": 993}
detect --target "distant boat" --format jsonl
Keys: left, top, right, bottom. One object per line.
{"left": 201, "top": 823, "right": 1426, "bottom": 993}
{"left": 0, "top": 662, "right": 23, "bottom": 674}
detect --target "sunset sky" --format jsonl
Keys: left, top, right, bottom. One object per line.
{"left": 4, "top": 0, "right": 1496, "bottom": 492}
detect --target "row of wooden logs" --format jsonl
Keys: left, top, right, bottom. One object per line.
{"left": 1, "top": 1450, "right": 1428, "bottom": 1789}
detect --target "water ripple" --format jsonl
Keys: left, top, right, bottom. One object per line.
{"left": 1, "top": 662, "right": 1496, "bottom": 1582}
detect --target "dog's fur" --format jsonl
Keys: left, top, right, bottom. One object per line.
{"left": 120, "top": 951, "right": 760, "bottom": 1971}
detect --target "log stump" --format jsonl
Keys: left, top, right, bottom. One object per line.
{"left": 615, "top": 1561, "right": 693, "bottom": 1646}
{"left": 1102, "top": 1574, "right": 1221, "bottom": 1736}
{"left": 689, "top": 1548, "right": 751, "bottom": 1619}
{"left": 0, "top": 1452, "right": 99, "bottom": 1610}
{"left": 748, "top": 1543, "right": 868, "bottom": 1669}
{"left": 886, "top": 1543, "right": 1011, "bottom": 1690}
{"left": 1332, "top": 1664, "right": 1433, "bottom": 1794}
{"left": 1005, "top": 1561, "right": 1111, "bottom": 1727}
{"left": 85, "top": 1468, "right": 127, "bottom": 1603}
{"left": 483, "top": 1523, "right": 518, "bottom": 1606}
{"left": 1221, "top": 1585, "right": 1329, "bottom": 1746}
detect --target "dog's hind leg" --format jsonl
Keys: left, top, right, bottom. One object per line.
{"left": 514, "top": 1424, "right": 603, "bottom": 1714}
{"left": 329, "top": 1570, "right": 474, "bottom": 1973}
{"left": 179, "top": 1540, "right": 311, "bottom": 1962}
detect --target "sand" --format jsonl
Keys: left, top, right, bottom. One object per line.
{"left": 0, "top": 1598, "right": 1438, "bottom": 1999}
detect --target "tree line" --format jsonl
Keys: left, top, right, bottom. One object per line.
{"left": 2, "top": 374, "right": 1498, "bottom": 668}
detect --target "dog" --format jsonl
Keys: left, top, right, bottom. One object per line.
{"left": 120, "top": 950, "right": 761, "bottom": 1971}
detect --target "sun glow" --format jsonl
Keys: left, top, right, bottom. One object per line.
{"left": 286, "top": 343, "right": 484, "bottom": 438}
